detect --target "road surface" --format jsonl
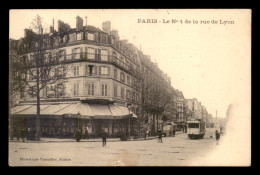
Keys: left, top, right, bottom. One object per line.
{"left": 9, "top": 128, "right": 218, "bottom": 166}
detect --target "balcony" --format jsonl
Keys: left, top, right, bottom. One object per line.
{"left": 63, "top": 52, "right": 139, "bottom": 75}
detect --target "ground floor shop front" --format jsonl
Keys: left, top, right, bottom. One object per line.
{"left": 9, "top": 115, "right": 137, "bottom": 139}
{"left": 9, "top": 102, "right": 138, "bottom": 139}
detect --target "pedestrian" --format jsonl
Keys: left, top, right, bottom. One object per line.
{"left": 215, "top": 130, "right": 220, "bottom": 145}
{"left": 27, "top": 128, "right": 31, "bottom": 140}
{"left": 20, "top": 128, "right": 26, "bottom": 142}
{"left": 157, "top": 129, "right": 163, "bottom": 143}
{"left": 102, "top": 130, "right": 107, "bottom": 147}
{"left": 145, "top": 130, "right": 149, "bottom": 139}
{"left": 85, "top": 128, "right": 89, "bottom": 140}
{"left": 173, "top": 129, "right": 176, "bottom": 137}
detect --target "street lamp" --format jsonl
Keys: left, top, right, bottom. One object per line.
{"left": 127, "top": 103, "right": 131, "bottom": 138}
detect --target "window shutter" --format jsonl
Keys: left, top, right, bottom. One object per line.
{"left": 107, "top": 67, "right": 110, "bottom": 76}
{"left": 64, "top": 50, "right": 67, "bottom": 60}
{"left": 85, "top": 65, "right": 88, "bottom": 75}
{"left": 95, "top": 49, "right": 98, "bottom": 60}
{"left": 87, "top": 83, "right": 90, "bottom": 95}
{"left": 85, "top": 32, "right": 87, "bottom": 40}
{"left": 81, "top": 32, "right": 84, "bottom": 40}
{"left": 98, "top": 49, "right": 101, "bottom": 60}
{"left": 72, "top": 48, "right": 75, "bottom": 59}
{"left": 107, "top": 50, "right": 110, "bottom": 61}
{"left": 80, "top": 47, "right": 83, "bottom": 58}
{"left": 99, "top": 67, "right": 101, "bottom": 76}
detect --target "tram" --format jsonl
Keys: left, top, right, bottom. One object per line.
{"left": 187, "top": 119, "right": 206, "bottom": 139}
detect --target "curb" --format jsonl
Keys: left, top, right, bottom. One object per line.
{"left": 9, "top": 133, "right": 186, "bottom": 143}
{"left": 9, "top": 137, "right": 158, "bottom": 143}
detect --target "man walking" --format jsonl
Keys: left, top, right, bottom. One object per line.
{"left": 102, "top": 130, "right": 107, "bottom": 147}
{"left": 158, "top": 129, "right": 163, "bottom": 143}
{"left": 215, "top": 130, "right": 220, "bottom": 145}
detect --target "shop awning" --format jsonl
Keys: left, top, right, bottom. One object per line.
{"left": 10, "top": 102, "right": 138, "bottom": 119}
{"left": 54, "top": 103, "right": 94, "bottom": 118}
{"left": 109, "top": 105, "right": 137, "bottom": 118}
{"left": 13, "top": 104, "right": 50, "bottom": 115}
{"left": 89, "top": 104, "right": 113, "bottom": 119}
{"left": 40, "top": 104, "right": 71, "bottom": 115}
{"left": 10, "top": 105, "right": 32, "bottom": 114}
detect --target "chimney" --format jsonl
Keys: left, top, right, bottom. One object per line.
{"left": 58, "top": 20, "right": 62, "bottom": 33}
{"left": 85, "top": 16, "right": 88, "bottom": 29}
{"left": 50, "top": 26, "right": 54, "bottom": 33}
{"left": 110, "top": 29, "right": 119, "bottom": 40}
{"left": 39, "top": 25, "right": 43, "bottom": 35}
{"left": 76, "top": 16, "right": 83, "bottom": 31}
{"left": 24, "top": 28, "right": 33, "bottom": 38}
{"left": 102, "top": 21, "right": 111, "bottom": 33}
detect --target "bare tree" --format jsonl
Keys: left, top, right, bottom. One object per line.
{"left": 10, "top": 15, "right": 71, "bottom": 141}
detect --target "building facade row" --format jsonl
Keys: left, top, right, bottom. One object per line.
{"left": 10, "top": 16, "right": 173, "bottom": 138}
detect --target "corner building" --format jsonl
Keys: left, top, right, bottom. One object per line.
{"left": 10, "top": 17, "right": 143, "bottom": 138}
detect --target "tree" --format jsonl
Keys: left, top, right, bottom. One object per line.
{"left": 10, "top": 15, "right": 71, "bottom": 141}
{"left": 132, "top": 62, "right": 173, "bottom": 134}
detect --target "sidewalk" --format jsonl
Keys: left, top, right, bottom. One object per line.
{"left": 9, "top": 136, "right": 157, "bottom": 143}
{"left": 9, "top": 131, "right": 186, "bottom": 143}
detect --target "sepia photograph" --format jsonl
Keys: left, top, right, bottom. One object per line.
{"left": 8, "top": 9, "right": 251, "bottom": 166}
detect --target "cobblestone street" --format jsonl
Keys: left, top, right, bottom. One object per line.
{"left": 9, "top": 129, "right": 219, "bottom": 166}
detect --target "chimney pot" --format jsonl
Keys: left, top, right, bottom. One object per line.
{"left": 76, "top": 16, "right": 83, "bottom": 31}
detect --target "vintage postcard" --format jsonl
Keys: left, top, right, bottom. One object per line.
{"left": 9, "top": 9, "right": 251, "bottom": 166}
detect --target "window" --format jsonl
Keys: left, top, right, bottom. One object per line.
{"left": 132, "top": 92, "right": 135, "bottom": 101}
{"left": 102, "top": 84, "right": 108, "bottom": 96}
{"left": 87, "top": 47, "right": 95, "bottom": 59}
{"left": 136, "top": 93, "right": 139, "bottom": 101}
{"left": 29, "top": 87, "right": 36, "bottom": 98}
{"left": 111, "top": 38, "right": 115, "bottom": 44}
{"left": 126, "top": 90, "right": 130, "bottom": 100}
{"left": 42, "top": 86, "right": 48, "bottom": 98}
{"left": 114, "top": 85, "right": 117, "bottom": 97}
{"left": 29, "top": 70, "right": 36, "bottom": 80}
{"left": 73, "top": 66, "right": 79, "bottom": 76}
{"left": 127, "top": 75, "right": 130, "bottom": 85}
{"left": 85, "top": 65, "right": 96, "bottom": 76}
{"left": 88, "top": 83, "right": 95, "bottom": 95}
{"left": 121, "top": 87, "right": 125, "bottom": 99}
{"left": 114, "top": 69, "right": 117, "bottom": 79}
{"left": 120, "top": 72, "right": 125, "bottom": 82}
{"left": 20, "top": 88, "right": 25, "bottom": 98}
{"left": 69, "top": 33, "right": 76, "bottom": 42}
{"left": 87, "top": 33, "right": 94, "bottom": 40}
{"left": 76, "top": 32, "right": 83, "bottom": 40}
{"left": 59, "top": 36, "right": 64, "bottom": 43}
{"left": 73, "top": 82, "right": 79, "bottom": 95}
{"left": 188, "top": 123, "right": 199, "bottom": 128}
{"left": 101, "top": 67, "right": 109, "bottom": 76}
{"left": 59, "top": 50, "right": 66, "bottom": 61}
{"left": 63, "top": 35, "right": 68, "bottom": 43}
{"left": 72, "top": 48, "right": 81, "bottom": 59}
{"left": 101, "top": 49, "right": 108, "bottom": 61}
{"left": 21, "top": 73, "right": 26, "bottom": 79}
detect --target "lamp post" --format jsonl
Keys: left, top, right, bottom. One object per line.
{"left": 127, "top": 103, "right": 131, "bottom": 138}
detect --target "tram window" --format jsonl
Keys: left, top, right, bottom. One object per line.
{"left": 188, "top": 123, "right": 199, "bottom": 128}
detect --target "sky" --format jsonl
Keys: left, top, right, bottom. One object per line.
{"left": 9, "top": 9, "right": 251, "bottom": 118}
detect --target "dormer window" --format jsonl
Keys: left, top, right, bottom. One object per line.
{"left": 76, "top": 32, "right": 83, "bottom": 41}
{"left": 87, "top": 33, "right": 94, "bottom": 40}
